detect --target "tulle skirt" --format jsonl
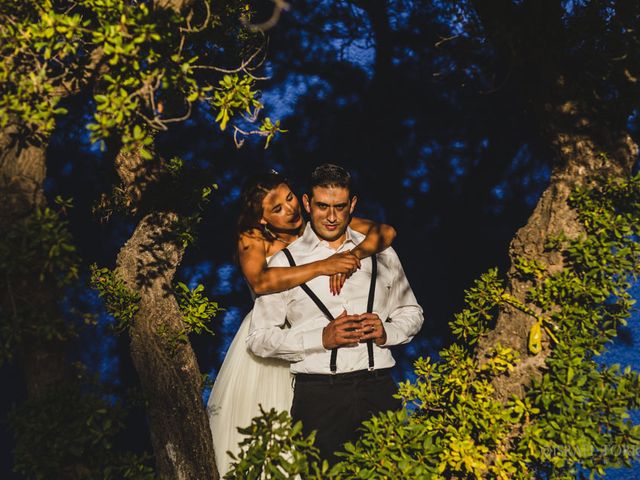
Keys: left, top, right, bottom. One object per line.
{"left": 207, "top": 309, "right": 294, "bottom": 477}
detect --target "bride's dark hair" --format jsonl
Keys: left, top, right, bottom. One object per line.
{"left": 237, "top": 171, "right": 289, "bottom": 240}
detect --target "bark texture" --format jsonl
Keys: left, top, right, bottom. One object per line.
{"left": 0, "top": 126, "right": 46, "bottom": 222}
{"left": 112, "top": 0, "right": 219, "bottom": 475}
{"left": 0, "top": 126, "right": 72, "bottom": 400}
{"left": 476, "top": 104, "right": 638, "bottom": 401}
{"left": 115, "top": 211, "right": 218, "bottom": 479}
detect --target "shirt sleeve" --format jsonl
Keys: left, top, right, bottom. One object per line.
{"left": 381, "top": 250, "right": 424, "bottom": 347}
{"left": 245, "top": 253, "right": 325, "bottom": 362}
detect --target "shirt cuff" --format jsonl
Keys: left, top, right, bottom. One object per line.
{"left": 381, "top": 322, "right": 402, "bottom": 347}
{"left": 302, "top": 327, "right": 327, "bottom": 354}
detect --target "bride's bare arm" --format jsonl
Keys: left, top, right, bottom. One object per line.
{"left": 238, "top": 232, "right": 361, "bottom": 295}
{"left": 349, "top": 217, "right": 397, "bottom": 259}
{"left": 326, "top": 218, "right": 396, "bottom": 295}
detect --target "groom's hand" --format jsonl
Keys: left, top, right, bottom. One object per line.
{"left": 322, "top": 310, "right": 363, "bottom": 349}
{"left": 357, "top": 313, "right": 387, "bottom": 346}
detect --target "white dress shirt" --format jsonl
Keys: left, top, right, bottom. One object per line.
{"left": 247, "top": 224, "right": 424, "bottom": 375}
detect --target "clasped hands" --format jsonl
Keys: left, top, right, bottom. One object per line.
{"left": 322, "top": 311, "right": 387, "bottom": 349}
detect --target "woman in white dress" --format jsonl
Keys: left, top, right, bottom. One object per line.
{"left": 207, "top": 171, "right": 396, "bottom": 477}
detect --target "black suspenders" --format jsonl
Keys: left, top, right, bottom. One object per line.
{"left": 282, "top": 248, "right": 377, "bottom": 373}
{"left": 366, "top": 253, "right": 377, "bottom": 370}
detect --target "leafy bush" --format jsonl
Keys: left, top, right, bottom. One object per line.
{"left": 8, "top": 367, "right": 154, "bottom": 480}
{"left": 226, "top": 407, "right": 328, "bottom": 479}
{"left": 0, "top": 204, "right": 80, "bottom": 364}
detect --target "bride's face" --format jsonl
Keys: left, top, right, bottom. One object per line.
{"left": 260, "top": 183, "right": 303, "bottom": 232}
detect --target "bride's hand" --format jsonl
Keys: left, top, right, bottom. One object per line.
{"left": 319, "top": 251, "right": 360, "bottom": 295}
{"left": 320, "top": 251, "right": 360, "bottom": 276}
{"left": 330, "top": 272, "right": 349, "bottom": 296}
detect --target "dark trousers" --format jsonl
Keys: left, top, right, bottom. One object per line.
{"left": 291, "top": 368, "right": 401, "bottom": 463}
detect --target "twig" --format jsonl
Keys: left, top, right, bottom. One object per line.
{"left": 435, "top": 34, "right": 460, "bottom": 48}
{"left": 242, "top": 70, "right": 270, "bottom": 81}
{"left": 242, "top": 105, "right": 261, "bottom": 122}
{"left": 180, "top": 0, "right": 211, "bottom": 33}
{"left": 159, "top": 101, "right": 193, "bottom": 124}
{"left": 242, "top": 0, "right": 290, "bottom": 32}
{"left": 191, "top": 47, "right": 263, "bottom": 74}
{"left": 137, "top": 111, "right": 168, "bottom": 131}
{"left": 233, "top": 125, "right": 268, "bottom": 148}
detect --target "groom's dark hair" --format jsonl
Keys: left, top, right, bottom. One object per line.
{"left": 308, "top": 164, "right": 354, "bottom": 198}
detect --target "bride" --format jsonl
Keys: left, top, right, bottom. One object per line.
{"left": 207, "top": 171, "right": 396, "bottom": 476}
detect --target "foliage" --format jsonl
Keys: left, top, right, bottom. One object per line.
{"left": 226, "top": 407, "right": 328, "bottom": 480}
{"left": 212, "top": 74, "right": 261, "bottom": 131}
{"left": 332, "top": 342, "right": 526, "bottom": 480}
{"left": 0, "top": 204, "right": 79, "bottom": 286}
{"left": 449, "top": 269, "right": 503, "bottom": 346}
{"left": 174, "top": 281, "right": 221, "bottom": 339}
{"left": 8, "top": 365, "right": 155, "bottom": 480}
{"left": 0, "top": 205, "right": 80, "bottom": 365}
{"left": 0, "top": 202, "right": 154, "bottom": 476}
{"left": 230, "top": 175, "right": 640, "bottom": 479}
{"left": 0, "top": 0, "right": 280, "bottom": 477}
{"left": 336, "top": 174, "right": 640, "bottom": 479}
{"left": 0, "top": 0, "right": 284, "bottom": 151}
{"left": 259, "top": 117, "right": 287, "bottom": 149}
{"left": 166, "top": 165, "right": 219, "bottom": 247}
{"left": 89, "top": 269, "right": 221, "bottom": 346}
{"left": 90, "top": 264, "right": 141, "bottom": 333}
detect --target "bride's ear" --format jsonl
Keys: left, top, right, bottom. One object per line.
{"left": 302, "top": 194, "right": 311, "bottom": 213}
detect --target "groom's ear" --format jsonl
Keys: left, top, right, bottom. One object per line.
{"left": 349, "top": 195, "right": 358, "bottom": 215}
{"left": 302, "top": 194, "right": 311, "bottom": 214}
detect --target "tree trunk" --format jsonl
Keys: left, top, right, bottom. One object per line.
{"left": 115, "top": 210, "right": 218, "bottom": 479}
{"left": 0, "top": 126, "right": 72, "bottom": 400}
{"left": 476, "top": 104, "right": 638, "bottom": 401}
{"left": 0, "top": 125, "right": 46, "bottom": 221}
{"left": 107, "top": 0, "right": 220, "bottom": 472}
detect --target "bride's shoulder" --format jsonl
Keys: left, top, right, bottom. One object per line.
{"left": 237, "top": 229, "right": 287, "bottom": 263}
{"left": 238, "top": 229, "right": 268, "bottom": 253}
{"left": 239, "top": 228, "right": 264, "bottom": 242}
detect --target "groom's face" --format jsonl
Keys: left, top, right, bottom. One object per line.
{"left": 303, "top": 186, "right": 357, "bottom": 246}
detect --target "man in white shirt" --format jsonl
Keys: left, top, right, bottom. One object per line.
{"left": 247, "top": 164, "right": 424, "bottom": 462}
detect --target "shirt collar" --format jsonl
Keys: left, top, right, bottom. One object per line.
{"left": 297, "top": 223, "right": 360, "bottom": 252}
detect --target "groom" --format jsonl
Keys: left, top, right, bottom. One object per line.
{"left": 247, "top": 163, "right": 424, "bottom": 461}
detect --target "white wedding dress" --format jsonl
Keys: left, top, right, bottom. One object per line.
{"left": 207, "top": 264, "right": 294, "bottom": 477}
